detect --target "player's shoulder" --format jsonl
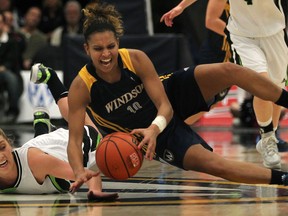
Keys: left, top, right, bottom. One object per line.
{"left": 126, "top": 48, "right": 147, "bottom": 59}
{"left": 27, "top": 147, "right": 47, "bottom": 164}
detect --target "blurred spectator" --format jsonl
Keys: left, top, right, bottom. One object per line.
{"left": 0, "top": 12, "right": 23, "bottom": 123}
{"left": 14, "top": 1, "right": 42, "bottom": 23}
{"left": 0, "top": 0, "right": 11, "bottom": 11}
{"left": 3, "top": 10, "right": 14, "bottom": 32}
{"left": 50, "top": 0, "right": 82, "bottom": 46}
{"left": 19, "top": 6, "right": 48, "bottom": 70}
{"left": 39, "top": 0, "right": 65, "bottom": 40}
{"left": 0, "top": 0, "right": 20, "bottom": 30}
{"left": 3, "top": 10, "right": 26, "bottom": 74}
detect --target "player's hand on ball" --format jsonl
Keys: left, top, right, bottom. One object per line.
{"left": 131, "top": 125, "right": 158, "bottom": 161}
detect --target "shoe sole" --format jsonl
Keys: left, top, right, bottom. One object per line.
{"left": 33, "top": 107, "right": 50, "bottom": 115}
{"left": 33, "top": 106, "right": 51, "bottom": 133}
{"left": 30, "top": 63, "right": 41, "bottom": 83}
{"left": 263, "top": 161, "right": 281, "bottom": 170}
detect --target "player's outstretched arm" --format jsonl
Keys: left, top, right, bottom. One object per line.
{"left": 160, "top": 0, "right": 197, "bottom": 27}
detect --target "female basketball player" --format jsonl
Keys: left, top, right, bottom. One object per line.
{"left": 60, "top": 2, "right": 288, "bottom": 192}
{"left": 0, "top": 81, "right": 118, "bottom": 200}
{"left": 160, "top": 0, "right": 288, "bottom": 170}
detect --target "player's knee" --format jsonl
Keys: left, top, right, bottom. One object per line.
{"left": 221, "top": 62, "right": 237, "bottom": 74}
{"left": 220, "top": 62, "right": 245, "bottom": 84}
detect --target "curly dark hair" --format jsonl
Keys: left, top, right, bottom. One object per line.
{"left": 82, "top": 1, "right": 124, "bottom": 40}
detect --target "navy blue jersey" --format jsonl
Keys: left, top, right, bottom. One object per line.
{"left": 79, "top": 49, "right": 212, "bottom": 169}
{"left": 80, "top": 49, "right": 157, "bottom": 135}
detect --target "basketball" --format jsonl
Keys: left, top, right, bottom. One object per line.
{"left": 96, "top": 132, "right": 143, "bottom": 180}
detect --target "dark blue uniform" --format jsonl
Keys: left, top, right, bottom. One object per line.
{"left": 80, "top": 49, "right": 213, "bottom": 169}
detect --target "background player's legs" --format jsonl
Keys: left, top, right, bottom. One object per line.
{"left": 253, "top": 93, "right": 281, "bottom": 166}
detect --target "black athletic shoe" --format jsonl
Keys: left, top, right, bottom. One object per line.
{"left": 282, "top": 173, "right": 288, "bottom": 186}
{"left": 30, "top": 63, "right": 51, "bottom": 84}
{"left": 33, "top": 107, "right": 56, "bottom": 132}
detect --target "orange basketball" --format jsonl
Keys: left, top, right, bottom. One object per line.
{"left": 96, "top": 132, "right": 143, "bottom": 180}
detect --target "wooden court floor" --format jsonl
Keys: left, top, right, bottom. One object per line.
{"left": 1, "top": 124, "right": 288, "bottom": 216}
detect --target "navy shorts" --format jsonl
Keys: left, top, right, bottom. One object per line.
{"left": 161, "top": 66, "right": 211, "bottom": 120}
{"left": 155, "top": 115, "right": 213, "bottom": 169}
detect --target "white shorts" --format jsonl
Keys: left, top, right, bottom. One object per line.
{"left": 229, "top": 30, "right": 288, "bottom": 87}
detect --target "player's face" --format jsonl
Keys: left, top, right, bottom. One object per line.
{"left": 84, "top": 31, "right": 119, "bottom": 75}
{"left": 0, "top": 135, "right": 15, "bottom": 177}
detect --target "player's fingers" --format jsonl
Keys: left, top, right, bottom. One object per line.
{"left": 160, "top": 13, "right": 169, "bottom": 23}
{"left": 145, "top": 143, "right": 155, "bottom": 160}
{"left": 130, "top": 129, "right": 137, "bottom": 134}
{"left": 137, "top": 139, "right": 147, "bottom": 150}
{"left": 130, "top": 128, "right": 143, "bottom": 135}
{"left": 146, "top": 150, "right": 154, "bottom": 161}
{"left": 163, "top": 17, "right": 171, "bottom": 26}
{"left": 70, "top": 181, "right": 82, "bottom": 193}
{"left": 160, "top": 15, "right": 164, "bottom": 23}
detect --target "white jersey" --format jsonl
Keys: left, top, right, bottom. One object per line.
{"left": 1, "top": 127, "right": 98, "bottom": 194}
{"left": 227, "top": 0, "right": 286, "bottom": 37}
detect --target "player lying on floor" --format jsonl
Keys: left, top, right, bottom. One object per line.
{"left": 0, "top": 97, "right": 118, "bottom": 201}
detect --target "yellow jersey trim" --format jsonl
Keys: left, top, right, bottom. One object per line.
{"left": 119, "top": 48, "right": 136, "bottom": 73}
{"left": 79, "top": 65, "right": 97, "bottom": 93}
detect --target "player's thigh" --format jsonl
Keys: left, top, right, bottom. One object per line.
{"left": 230, "top": 34, "right": 267, "bottom": 72}
{"left": 194, "top": 63, "right": 235, "bottom": 102}
{"left": 262, "top": 31, "right": 288, "bottom": 86}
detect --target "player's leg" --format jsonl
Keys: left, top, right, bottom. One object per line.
{"left": 161, "top": 119, "right": 288, "bottom": 185}
{"left": 222, "top": 32, "right": 286, "bottom": 169}
{"left": 182, "top": 144, "right": 288, "bottom": 185}
{"left": 30, "top": 63, "right": 69, "bottom": 120}
{"left": 253, "top": 89, "right": 282, "bottom": 169}
{"left": 194, "top": 62, "right": 288, "bottom": 109}
{"left": 30, "top": 64, "right": 97, "bottom": 129}
{"left": 253, "top": 32, "right": 288, "bottom": 162}
{"left": 33, "top": 107, "right": 52, "bottom": 137}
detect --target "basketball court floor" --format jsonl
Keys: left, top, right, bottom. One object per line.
{"left": 1, "top": 122, "right": 288, "bottom": 216}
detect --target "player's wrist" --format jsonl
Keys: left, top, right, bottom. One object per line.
{"left": 151, "top": 115, "right": 167, "bottom": 133}
{"left": 73, "top": 166, "right": 86, "bottom": 177}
